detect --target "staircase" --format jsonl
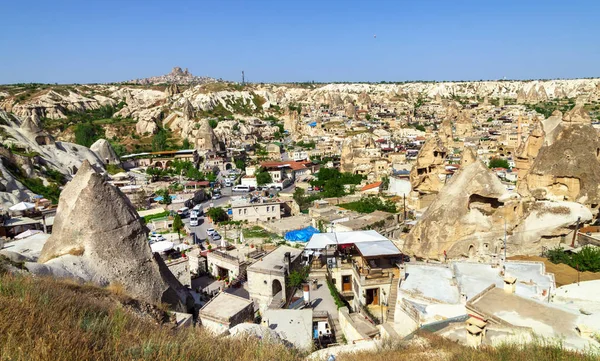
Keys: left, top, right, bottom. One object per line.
{"left": 331, "top": 317, "right": 344, "bottom": 344}
{"left": 230, "top": 268, "right": 247, "bottom": 288}
{"left": 386, "top": 276, "right": 398, "bottom": 323}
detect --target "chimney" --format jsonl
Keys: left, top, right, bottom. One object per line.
{"left": 284, "top": 252, "right": 291, "bottom": 271}
{"left": 503, "top": 276, "right": 517, "bottom": 294}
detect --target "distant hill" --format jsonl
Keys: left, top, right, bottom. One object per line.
{"left": 126, "top": 66, "right": 219, "bottom": 85}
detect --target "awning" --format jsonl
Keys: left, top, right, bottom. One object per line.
{"left": 355, "top": 240, "right": 401, "bottom": 258}
{"left": 305, "top": 230, "right": 389, "bottom": 250}
{"left": 9, "top": 202, "right": 35, "bottom": 212}
{"left": 150, "top": 241, "right": 174, "bottom": 253}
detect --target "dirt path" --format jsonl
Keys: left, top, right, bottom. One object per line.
{"left": 509, "top": 255, "right": 600, "bottom": 287}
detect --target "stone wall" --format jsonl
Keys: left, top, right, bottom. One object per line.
{"left": 166, "top": 258, "right": 191, "bottom": 287}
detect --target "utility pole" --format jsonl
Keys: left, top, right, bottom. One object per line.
{"left": 242, "top": 70, "right": 245, "bottom": 85}
{"left": 504, "top": 215, "right": 507, "bottom": 262}
{"left": 571, "top": 216, "right": 581, "bottom": 248}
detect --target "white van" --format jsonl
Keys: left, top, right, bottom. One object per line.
{"left": 232, "top": 185, "right": 250, "bottom": 192}
{"left": 177, "top": 207, "right": 190, "bottom": 218}
{"left": 190, "top": 216, "right": 199, "bottom": 227}
{"left": 224, "top": 179, "right": 232, "bottom": 187}
{"left": 193, "top": 204, "right": 203, "bottom": 216}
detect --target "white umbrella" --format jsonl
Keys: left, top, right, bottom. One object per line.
{"left": 220, "top": 238, "right": 228, "bottom": 248}
{"left": 150, "top": 241, "right": 174, "bottom": 253}
{"left": 239, "top": 231, "right": 245, "bottom": 245}
{"left": 14, "top": 229, "right": 43, "bottom": 240}
{"left": 9, "top": 202, "right": 35, "bottom": 212}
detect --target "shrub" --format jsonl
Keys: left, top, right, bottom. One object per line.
{"left": 489, "top": 157, "right": 510, "bottom": 169}
{"left": 74, "top": 122, "right": 104, "bottom": 147}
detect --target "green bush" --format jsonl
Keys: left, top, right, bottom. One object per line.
{"left": 326, "top": 277, "right": 348, "bottom": 309}
{"left": 547, "top": 246, "right": 600, "bottom": 272}
{"left": 339, "top": 196, "right": 397, "bottom": 214}
{"left": 74, "top": 122, "right": 104, "bottom": 147}
{"left": 488, "top": 157, "right": 510, "bottom": 169}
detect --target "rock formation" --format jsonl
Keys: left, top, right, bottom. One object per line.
{"left": 409, "top": 137, "right": 447, "bottom": 194}
{"left": 37, "top": 161, "right": 192, "bottom": 311}
{"left": 454, "top": 111, "right": 473, "bottom": 137}
{"left": 90, "top": 139, "right": 120, "bottom": 165}
{"left": 165, "top": 84, "right": 181, "bottom": 97}
{"left": 405, "top": 157, "right": 509, "bottom": 259}
{"left": 345, "top": 103, "right": 357, "bottom": 119}
{"left": 563, "top": 104, "right": 591, "bottom": 124}
{"left": 519, "top": 123, "right": 600, "bottom": 205}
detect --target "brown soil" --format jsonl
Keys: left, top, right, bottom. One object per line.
{"left": 509, "top": 255, "right": 600, "bottom": 287}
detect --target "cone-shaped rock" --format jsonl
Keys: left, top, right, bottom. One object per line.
{"left": 90, "top": 139, "right": 120, "bottom": 165}
{"left": 39, "top": 161, "right": 191, "bottom": 310}
{"left": 405, "top": 158, "right": 508, "bottom": 259}
{"left": 409, "top": 136, "right": 447, "bottom": 194}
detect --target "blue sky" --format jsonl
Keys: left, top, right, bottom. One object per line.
{"left": 1, "top": 0, "right": 599, "bottom": 84}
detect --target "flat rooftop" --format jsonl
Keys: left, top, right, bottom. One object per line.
{"left": 401, "top": 264, "right": 459, "bottom": 304}
{"left": 471, "top": 287, "right": 591, "bottom": 350}
{"left": 453, "top": 262, "right": 554, "bottom": 299}
{"left": 199, "top": 292, "right": 252, "bottom": 322}
{"left": 263, "top": 309, "right": 313, "bottom": 350}
{"left": 248, "top": 245, "right": 302, "bottom": 273}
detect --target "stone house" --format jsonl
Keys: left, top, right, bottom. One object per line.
{"left": 247, "top": 245, "right": 304, "bottom": 312}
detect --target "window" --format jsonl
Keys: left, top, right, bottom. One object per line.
{"left": 244, "top": 209, "right": 247, "bottom": 214}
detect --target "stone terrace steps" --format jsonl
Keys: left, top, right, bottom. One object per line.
{"left": 386, "top": 276, "right": 398, "bottom": 323}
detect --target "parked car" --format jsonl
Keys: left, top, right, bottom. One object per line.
{"left": 206, "top": 228, "right": 217, "bottom": 236}
{"left": 213, "top": 193, "right": 222, "bottom": 199}
{"left": 211, "top": 233, "right": 222, "bottom": 241}
{"left": 148, "top": 233, "right": 166, "bottom": 243}
{"left": 232, "top": 185, "right": 250, "bottom": 192}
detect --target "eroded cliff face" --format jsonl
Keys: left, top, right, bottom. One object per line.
{"left": 517, "top": 106, "right": 600, "bottom": 206}
{"left": 405, "top": 155, "right": 510, "bottom": 259}
{"left": 409, "top": 137, "right": 448, "bottom": 194}
{"left": 37, "top": 161, "right": 192, "bottom": 311}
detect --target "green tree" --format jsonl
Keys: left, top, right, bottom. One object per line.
{"left": 173, "top": 214, "right": 183, "bottom": 241}
{"left": 208, "top": 119, "right": 219, "bottom": 129}
{"left": 288, "top": 266, "right": 309, "bottom": 288}
{"left": 207, "top": 207, "right": 228, "bottom": 223}
{"left": 256, "top": 169, "right": 273, "bottom": 186}
{"left": 152, "top": 130, "right": 168, "bottom": 152}
{"left": 488, "top": 157, "right": 510, "bottom": 169}
{"left": 155, "top": 188, "right": 171, "bottom": 205}
{"left": 235, "top": 159, "right": 246, "bottom": 171}
{"left": 181, "top": 138, "right": 191, "bottom": 149}
{"left": 74, "top": 122, "right": 103, "bottom": 147}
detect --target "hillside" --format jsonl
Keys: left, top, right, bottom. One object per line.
{"left": 0, "top": 260, "right": 595, "bottom": 361}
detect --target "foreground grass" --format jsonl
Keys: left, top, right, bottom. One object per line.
{"left": 337, "top": 333, "right": 599, "bottom": 361}
{"left": 0, "top": 270, "right": 596, "bottom": 361}
{"left": 0, "top": 272, "right": 301, "bottom": 361}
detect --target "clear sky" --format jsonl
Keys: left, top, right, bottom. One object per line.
{"left": 1, "top": 0, "right": 599, "bottom": 84}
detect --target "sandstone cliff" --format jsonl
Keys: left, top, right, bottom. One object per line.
{"left": 37, "top": 161, "right": 192, "bottom": 311}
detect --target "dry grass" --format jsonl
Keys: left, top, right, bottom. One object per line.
{"left": 0, "top": 272, "right": 301, "bottom": 361}
{"left": 0, "top": 271, "right": 596, "bottom": 361}
{"left": 337, "top": 332, "right": 598, "bottom": 361}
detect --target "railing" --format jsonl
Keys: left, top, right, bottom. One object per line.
{"left": 210, "top": 250, "right": 241, "bottom": 264}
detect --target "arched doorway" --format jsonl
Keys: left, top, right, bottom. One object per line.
{"left": 154, "top": 161, "right": 163, "bottom": 169}
{"left": 225, "top": 163, "right": 233, "bottom": 170}
{"left": 272, "top": 279, "right": 282, "bottom": 296}
{"left": 468, "top": 245, "right": 475, "bottom": 259}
